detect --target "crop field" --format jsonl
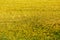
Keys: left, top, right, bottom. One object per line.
{"left": 0, "top": 0, "right": 60, "bottom": 40}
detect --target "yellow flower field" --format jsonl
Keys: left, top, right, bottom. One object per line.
{"left": 0, "top": 0, "right": 60, "bottom": 40}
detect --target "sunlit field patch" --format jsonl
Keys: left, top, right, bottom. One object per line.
{"left": 0, "top": 0, "right": 60, "bottom": 40}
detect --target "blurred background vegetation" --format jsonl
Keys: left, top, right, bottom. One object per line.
{"left": 0, "top": 0, "right": 60, "bottom": 40}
